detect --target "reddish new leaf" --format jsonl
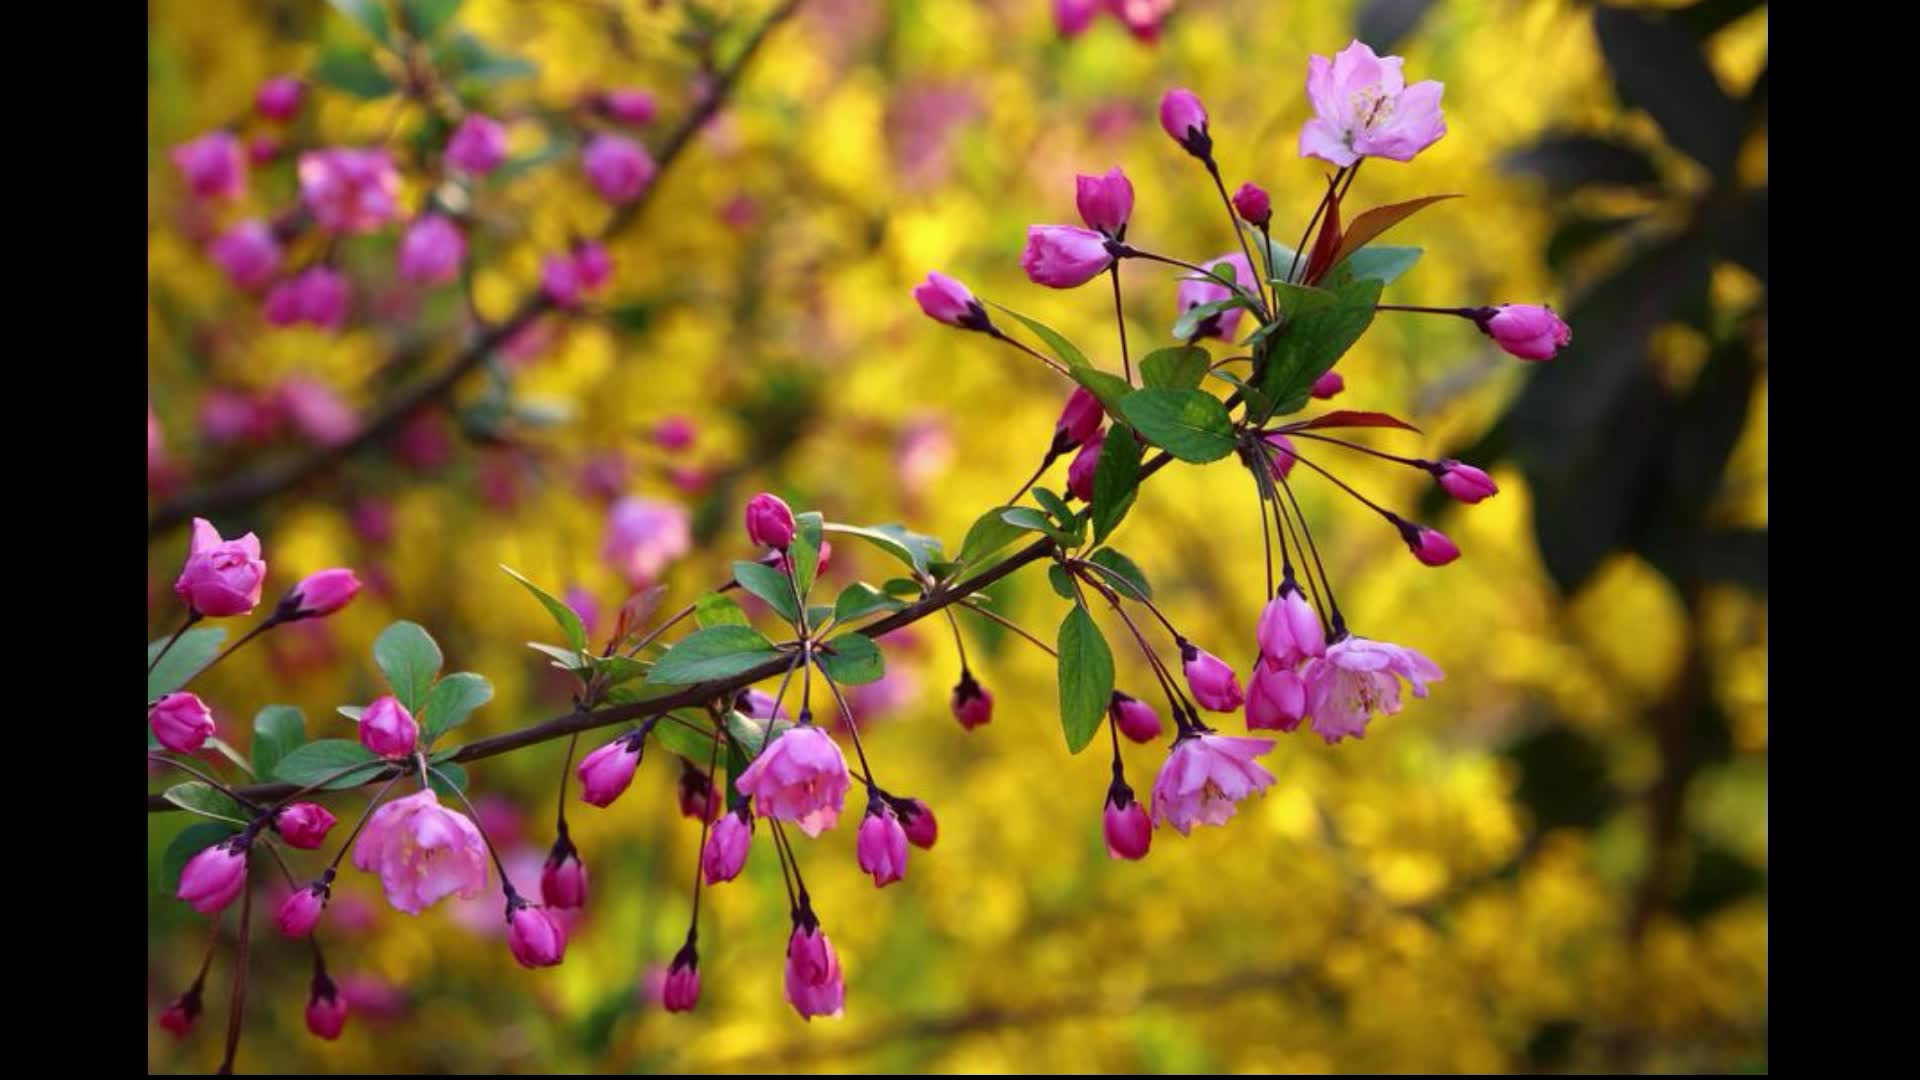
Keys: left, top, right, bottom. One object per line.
{"left": 1326, "top": 194, "right": 1461, "bottom": 274}
{"left": 1302, "top": 176, "right": 1345, "bottom": 286}
{"left": 1280, "top": 410, "right": 1422, "bottom": 434}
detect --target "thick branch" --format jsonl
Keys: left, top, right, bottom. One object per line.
{"left": 146, "top": 0, "right": 807, "bottom": 541}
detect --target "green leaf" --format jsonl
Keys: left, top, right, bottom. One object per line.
{"left": 815, "top": 633, "right": 884, "bottom": 686}
{"left": 1171, "top": 298, "right": 1243, "bottom": 342}
{"left": 1032, "top": 487, "right": 1076, "bottom": 529}
{"left": 1056, "top": 605, "right": 1115, "bottom": 754}
{"left": 271, "top": 739, "right": 386, "bottom": 789}
{"left": 1090, "top": 426, "right": 1144, "bottom": 544}
{"left": 1047, "top": 563, "right": 1077, "bottom": 600}
{"left": 591, "top": 655, "right": 650, "bottom": 689}
{"left": 328, "top": 0, "right": 393, "bottom": 44}
{"left": 439, "top": 30, "right": 536, "bottom": 83}
{"left": 789, "top": 512, "right": 824, "bottom": 601}
{"left": 527, "top": 642, "right": 593, "bottom": 670}
{"left": 957, "top": 507, "right": 1036, "bottom": 573}
{"left": 312, "top": 46, "right": 396, "bottom": 98}
{"left": 206, "top": 736, "right": 256, "bottom": 778}
{"left": 1000, "top": 506, "right": 1077, "bottom": 545}
{"left": 824, "top": 522, "right": 943, "bottom": 575}
{"left": 421, "top": 672, "right": 493, "bottom": 742}
{"left": 808, "top": 604, "right": 835, "bottom": 626}
{"left": 1269, "top": 281, "right": 1340, "bottom": 321}
{"left": 374, "top": 621, "right": 444, "bottom": 712}
{"left": 648, "top": 626, "right": 783, "bottom": 685}
{"left": 1329, "top": 246, "right": 1422, "bottom": 287}
{"left": 428, "top": 763, "right": 469, "bottom": 799}
{"left": 694, "top": 592, "right": 751, "bottom": 629}
{"left": 1085, "top": 548, "right": 1153, "bottom": 600}
{"left": 163, "top": 782, "right": 250, "bottom": 825}
{"left": 1066, "top": 366, "right": 1136, "bottom": 423}
{"left": 1244, "top": 225, "right": 1302, "bottom": 284}
{"left": 882, "top": 578, "right": 925, "bottom": 599}
{"left": 148, "top": 627, "right": 227, "bottom": 701}
{"left": 732, "top": 560, "right": 801, "bottom": 624}
{"left": 1140, "top": 346, "right": 1211, "bottom": 390}
{"left": 653, "top": 712, "right": 721, "bottom": 762}
{"left": 400, "top": 0, "right": 463, "bottom": 37}
{"left": 833, "top": 583, "right": 903, "bottom": 624}
{"left": 251, "top": 706, "right": 306, "bottom": 780}
{"left": 1254, "top": 277, "right": 1383, "bottom": 421}
{"left": 1206, "top": 369, "right": 1274, "bottom": 419}
{"left": 500, "top": 565, "right": 586, "bottom": 653}
{"left": 1118, "top": 389, "right": 1236, "bottom": 463}
{"left": 992, "top": 306, "right": 1090, "bottom": 369}
{"left": 162, "top": 822, "right": 240, "bottom": 894}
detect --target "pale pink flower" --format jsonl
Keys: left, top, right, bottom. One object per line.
{"left": 350, "top": 789, "right": 490, "bottom": 914}
{"left": 894, "top": 416, "right": 953, "bottom": 496}
{"left": 602, "top": 496, "right": 691, "bottom": 587}
{"left": 1301, "top": 635, "right": 1442, "bottom": 744}
{"left": 734, "top": 725, "right": 850, "bottom": 837}
{"left": 277, "top": 377, "right": 358, "bottom": 446}
{"left": 1148, "top": 733, "right": 1276, "bottom": 834}
{"left": 1299, "top": 40, "right": 1447, "bottom": 167}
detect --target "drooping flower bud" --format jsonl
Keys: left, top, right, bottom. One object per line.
{"left": 1108, "top": 691, "right": 1164, "bottom": 743}
{"left": 1181, "top": 642, "right": 1245, "bottom": 712}
{"left": 284, "top": 568, "right": 362, "bottom": 620}
{"left": 898, "top": 798, "right": 938, "bottom": 849}
{"left": 582, "top": 134, "right": 657, "bottom": 203}
{"left": 912, "top": 271, "right": 993, "bottom": 332}
{"left": 1103, "top": 783, "right": 1152, "bottom": 860}
{"left": 446, "top": 114, "right": 508, "bottom": 175}
{"left": 276, "top": 883, "right": 328, "bottom": 937}
{"left": 541, "top": 838, "right": 589, "bottom": 910}
{"left": 663, "top": 942, "right": 700, "bottom": 1012}
{"left": 1398, "top": 522, "right": 1460, "bottom": 566}
{"left": 255, "top": 77, "right": 303, "bottom": 123}
{"left": 1256, "top": 582, "right": 1325, "bottom": 668}
{"left": 305, "top": 972, "right": 349, "bottom": 1040}
{"left": 1067, "top": 428, "right": 1105, "bottom": 502}
{"left": 359, "top": 695, "right": 418, "bottom": 758}
{"left": 1245, "top": 661, "right": 1307, "bottom": 732}
{"left": 210, "top": 220, "right": 282, "bottom": 291}
{"left": 855, "top": 801, "right": 909, "bottom": 887}
{"left": 950, "top": 670, "right": 993, "bottom": 730}
{"left": 601, "top": 88, "right": 658, "bottom": 125}
{"left": 506, "top": 897, "right": 568, "bottom": 968}
{"left": 577, "top": 732, "right": 645, "bottom": 808}
{"left": 1055, "top": 386, "right": 1104, "bottom": 449}
{"left": 396, "top": 214, "right": 466, "bottom": 286}
{"left": 1310, "top": 370, "right": 1345, "bottom": 399}
{"left": 171, "top": 132, "right": 246, "bottom": 200}
{"left": 702, "top": 807, "right": 753, "bottom": 884}
{"left": 150, "top": 692, "right": 216, "bottom": 754}
{"left": 678, "top": 761, "right": 721, "bottom": 823}
{"left": 1434, "top": 460, "right": 1498, "bottom": 503}
{"left": 177, "top": 837, "right": 249, "bottom": 915}
{"left": 158, "top": 986, "right": 202, "bottom": 1039}
{"left": 784, "top": 919, "right": 845, "bottom": 1021}
{"left": 1263, "top": 432, "right": 1298, "bottom": 479}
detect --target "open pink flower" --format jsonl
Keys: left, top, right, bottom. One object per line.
{"left": 350, "top": 789, "right": 490, "bottom": 914}
{"left": 174, "top": 518, "right": 266, "bottom": 617}
{"left": 1301, "top": 635, "right": 1442, "bottom": 744}
{"left": 1174, "top": 253, "right": 1256, "bottom": 341}
{"left": 1148, "top": 733, "right": 1276, "bottom": 834}
{"left": 784, "top": 921, "right": 845, "bottom": 1021}
{"left": 734, "top": 725, "right": 850, "bottom": 837}
{"left": 1299, "top": 40, "right": 1447, "bottom": 167}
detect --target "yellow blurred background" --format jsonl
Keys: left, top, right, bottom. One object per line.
{"left": 147, "top": 0, "right": 1767, "bottom": 1072}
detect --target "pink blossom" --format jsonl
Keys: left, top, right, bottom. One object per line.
{"left": 1436, "top": 460, "right": 1498, "bottom": 503}
{"left": 1299, "top": 40, "right": 1447, "bottom": 167}
{"left": 950, "top": 672, "right": 993, "bottom": 730}
{"left": 306, "top": 974, "right": 349, "bottom": 1040}
{"left": 1054, "top": 0, "right": 1100, "bottom": 36}
{"left": 734, "top": 725, "right": 850, "bottom": 837}
{"left": 299, "top": 148, "right": 400, "bottom": 234}
{"left": 273, "top": 803, "right": 338, "bottom": 849}
{"left": 1402, "top": 524, "right": 1460, "bottom": 566}
{"left": 744, "top": 492, "right": 796, "bottom": 550}
{"left": 1301, "top": 635, "right": 1443, "bottom": 744}
{"left": 210, "top": 220, "right": 282, "bottom": 290}
{"left": 277, "top": 378, "right": 358, "bottom": 446}
{"left": 1056, "top": 386, "right": 1105, "bottom": 448}
{"left": 359, "top": 695, "right": 418, "bottom": 758}
{"left": 171, "top": 132, "right": 246, "bottom": 200}
{"left": 351, "top": 789, "right": 490, "bottom": 914}
{"left": 256, "top": 77, "right": 303, "bottom": 122}
{"left": 663, "top": 948, "right": 700, "bottom": 1012}
{"left": 265, "top": 267, "right": 350, "bottom": 330}
{"left": 1175, "top": 253, "right": 1256, "bottom": 341}
{"left": 856, "top": 804, "right": 909, "bottom": 887}
{"left": 1103, "top": 788, "right": 1153, "bottom": 859}
{"left": 1245, "top": 661, "right": 1307, "bottom": 732}
{"left": 276, "top": 884, "right": 327, "bottom": 937}
{"left": 1256, "top": 584, "right": 1324, "bottom": 668}
{"left": 287, "top": 568, "right": 361, "bottom": 619}
{"left": 506, "top": 901, "right": 567, "bottom": 968}
{"left": 397, "top": 215, "right": 466, "bottom": 286}
{"left": 1233, "top": 182, "right": 1272, "bottom": 226}
{"left": 541, "top": 845, "right": 589, "bottom": 910}
{"left": 1181, "top": 643, "right": 1244, "bottom": 712}
{"left": 1021, "top": 225, "right": 1114, "bottom": 288}
{"left": 150, "top": 692, "right": 215, "bottom": 753}
{"left": 1148, "top": 733, "right": 1276, "bottom": 834}
{"left": 1479, "top": 304, "right": 1571, "bottom": 361}
{"left": 602, "top": 497, "right": 691, "bottom": 587}
{"left": 1075, "top": 167, "right": 1134, "bottom": 237}
{"left": 912, "top": 271, "right": 989, "bottom": 330}
{"left": 1158, "top": 88, "right": 1210, "bottom": 158}
{"left": 174, "top": 518, "right": 266, "bottom": 617}
{"left": 571, "top": 242, "right": 613, "bottom": 291}
{"left": 177, "top": 838, "right": 249, "bottom": 915}
{"left": 1067, "top": 429, "right": 1104, "bottom": 502}
{"left": 576, "top": 734, "right": 644, "bottom": 808}
{"left": 583, "top": 134, "right": 657, "bottom": 203}
{"left": 899, "top": 799, "right": 938, "bottom": 849}
{"left": 601, "top": 89, "right": 657, "bottom": 125}
{"left": 1311, "top": 371, "right": 1346, "bottom": 399}
{"left": 446, "top": 114, "right": 508, "bottom": 175}
{"left": 541, "top": 253, "right": 582, "bottom": 308}
{"left": 784, "top": 922, "right": 846, "bottom": 1021}
{"left": 702, "top": 808, "right": 753, "bottom": 884}
{"left": 1109, "top": 691, "right": 1164, "bottom": 743}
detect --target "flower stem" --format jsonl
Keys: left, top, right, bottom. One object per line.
{"left": 1108, "top": 262, "right": 1132, "bottom": 384}
{"left": 149, "top": 609, "right": 203, "bottom": 676}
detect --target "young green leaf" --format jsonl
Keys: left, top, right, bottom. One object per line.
{"left": 1090, "top": 425, "right": 1144, "bottom": 544}
{"left": 271, "top": 740, "right": 386, "bottom": 789}
{"left": 148, "top": 627, "right": 228, "bottom": 702}
{"left": 527, "top": 642, "right": 593, "bottom": 671}
{"left": 732, "top": 560, "right": 801, "bottom": 624}
{"left": 694, "top": 592, "right": 751, "bottom": 628}
{"left": 400, "top": 0, "right": 463, "bottom": 38}
{"left": 163, "top": 782, "right": 250, "bottom": 825}
{"left": 374, "top": 621, "right": 444, "bottom": 712}
{"left": 251, "top": 706, "right": 306, "bottom": 780}
{"left": 789, "top": 512, "right": 824, "bottom": 600}
{"left": 956, "top": 508, "right": 1032, "bottom": 573}
{"left": 1032, "top": 487, "right": 1076, "bottom": 529}
{"left": 1171, "top": 298, "right": 1243, "bottom": 342}
{"left": 1056, "top": 605, "right": 1115, "bottom": 754}
{"left": 500, "top": 565, "right": 587, "bottom": 652}
{"left": 591, "top": 655, "right": 650, "bottom": 689}
{"left": 421, "top": 672, "right": 493, "bottom": 742}
{"left": 1118, "top": 388, "right": 1236, "bottom": 463}
{"left": 312, "top": 46, "right": 396, "bottom": 98}
{"left": 1047, "top": 563, "right": 1077, "bottom": 600}
{"left": 647, "top": 626, "right": 783, "bottom": 685}
{"left": 328, "top": 0, "right": 393, "bottom": 45}
{"left": 1140, "top": 346, "right": 1211, "bottom": 391}
{"left": 834, "top": 582, "right": 904, "bottom": 624}
{"left": 1000, "top": 506, "right": 1078, "bottom": 545}
{"left": 1254, "top": 277, "right": 1383, "bottom": 422}
{"left": 815, "top": 634, "right": 884, "bottom": 686}
{"left": 824, "top": 522, "right": 943, "bottom": 575}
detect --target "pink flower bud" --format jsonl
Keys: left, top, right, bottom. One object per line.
{"left": 250, "top": 134, "right": 282, "bottom": 165}
{"left": 1112, "top": 0, "right": 1174, "bottom": 41}
{"left": 298, "top": 148, "right": 400, "bottom": 234}
{"left": 177, "top": 838, "right": 249, "bottom": 915}
{"left": 856, "top": 804, "right": 909, "bottom": 887}
{"left": 577, "top": 734, "right": 643, "bottom": 807}
{"left": 256, "top": 77, "right": 303, "bottom": 122}
{"left": 150, "top": 692, "right": 216, "bottom": 754}
{"left": 158, "top": 988, "right": 202, "bottom": 1038}
{"left": 1246, "top": 661, "right": 1307, "bottom": 732}
{"left": 541, "top": 254, "right": 582, "bottom": 308}
{"left": 210, "top": 220, "right": 282, "bottom": 291}
{"left": 306, "top": 974, "right": 348, "bottom": 1040}
{"left": 1310, "top": 371, "right": 1345, "bottom": 399}
{"left": 784, "top": 922, "right": 845, "bottom": 1021}
{"left": 276, "top": 884, "right": 328, "bottom": 937}
{"left": 912, "top": 271, "right": 990, "bottom": 331}
{"left": 506, "top": 901, "right": 568, "bottom": 968}
{"left": 1402, "top": 524, "right": 1460, "bottom": 566}
{"left": 171, "top": 132, "right": 246, "bottom": 200}
{"left": 702, "top": 808, "right": 753, "bottom": 884}
{"left": 1256, "top": 584, "right": 1324, "bottom": 667}
{"left": 1108, "top": 691, "right": 1164, "bottom": 743}
{"left": 1232, "top": 182, "right": 1271, "bottom": 226}
{"left": 1056, "top": 387, "right": 1105, "bottom": 450}
{"left": 1158, "top": 88, "right": 1211, "bottom": 159}
{"left": 446, "top": 114, "right": 508, "bottom": 175}
{"left": 1435, "top": 460, "right": 1498, "bottom": 503}
{"left": 359, "top": 695, "right": 418, "bottom": 759}
{"left": 1182, "top": 643, "right": 1245, "bottom": 712}
{"left": 396, "top": 215, "right": 466, "bottom": 286}
{"left": 899, "top": 799, "right": 938, "bottom": 849}
{"left": 1479, "top": 304, "right": 1571, "bottom": 361}
{"left": 277, "top": 378, "right": 357, "bottom": 447}
{"left": 541, "top": 844, "right": 590, "bottom": 910}
{"left": 583, "top": 134, "right": 657, "bottom": 203}
{"left": 744, "top": 492, "right": 796, "bottom": 550}
{"left": 601, "top": 89, "right": 658, "bottom": 125}
{"left": 1103, "top": 788, "right": 1152, "bottom": 860}
{"left": 1075, "top": 167, "right": 1134, "bottom": 237}
{"left": 1067, "top": 429, "right": 1105, "bottom": 502}
{"left": 950, "top": 671, "right": 993, "bottom": 730}
{"left": 174, "top": 518, "right": 266, "bottom": 617}
{"left": 653, "top": 415, "right": 695, "bottom": 452}
{"left": 1054, "top": 0, "right": 1099, "bottom": 36}
{"left": 273, "top": 803, "right": 338, "bottom": 849}
{"left": 1021, "top": 225, "right": 1115, "bottom": 289}
{"left": 1263, "top": 432, "right": 1298, "bottom": 479}
{"left": 574, "top": 242, "right": 613, "bottom": 290}
{"left": 288, "top": 569, "right": 361, "bottom": 619}
{"left": 266, "top": 267, "right": 350, "bottom": 330}
{"left": 663, "top": 947, "right": 700, "bottom": 1012}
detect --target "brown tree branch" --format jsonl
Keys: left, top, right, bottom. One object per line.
{"left": 146, "top": 0, "right": 808, "bottom": 541}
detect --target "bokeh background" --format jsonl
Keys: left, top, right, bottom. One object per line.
{"left": 147, "top": 0, "right": 1767, "bottom": 1072}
